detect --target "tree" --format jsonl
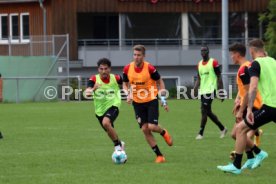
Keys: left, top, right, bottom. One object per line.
{"left": 259, "top": 0, "right": 276, "bottom": 59}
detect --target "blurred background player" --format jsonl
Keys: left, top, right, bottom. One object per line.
{"left": 123, "top": 45, "right": 173, "bottom": 163}
{"left": 217, "top": 39, "right": 276, "bottom": 174}
{"left": 228, "top": 43, "right": 263, "bottom": 169}
{"left": 194, "top": 45, "right": 227, "bottom": 140}
{"left": 85, "top": 58, "right": 125, "bottom": 152}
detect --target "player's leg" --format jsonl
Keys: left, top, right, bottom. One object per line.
{"left": 196, "top": 95, "right": 208, "bottom": 139}
{"left": 205, "top": 95, "right": 227, "bottom": 138}
{"left": 133, "top": 101, "right": 164, "bottom": 162}
{"left": 147, "top": 99, "right": 173, "bottom": 146}
{"left": 217, "top": 106, "right": 272, "bottom": 174}
{"left": 241, "top": 130, "right": 256, "bottom": 170}
{"left": 254, "top": 128, "right": 263, "bottom": 146}
{"left": 100, "top": 106, "right": 123, "bottom": 150}
{"left": 141, "top": 123, "right": 165, "bottom": 163}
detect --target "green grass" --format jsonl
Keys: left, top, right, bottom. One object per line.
{"left": 0, "top": 99, "right": 276, "bottom": 184}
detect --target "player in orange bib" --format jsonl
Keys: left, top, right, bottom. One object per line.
{"left": 227, "top": 43, "right": 263, "bottom": 170}
{"left": 123, "top": 45, "right": 173, "bottom": 163}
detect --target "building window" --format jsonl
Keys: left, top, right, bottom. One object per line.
{"left": 189, "top": 13, "right": 221, "bottom": 45}
{"left": 125, "top": 13, "right": 181, "bottom": 45}
{"left": 20, "top": 13, "right": 30, "bottom": 42}
{"left": 0, "top": 14, "right": 8, "bottom": 43}
{"left": 77, "top": 13, "right": 119, "bottom": 44}
{"left": 10, "top": 13, "right": 19, "bottom": 42}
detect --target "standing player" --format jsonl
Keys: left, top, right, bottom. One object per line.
{"left": 123, "top": 45, "right": 173, "bottom": 163}
{"left": 85, "top": 58, "right": 125, "bottom": 152}
{"left": 217, "top": 39, "right": 276, "bottom": 174}
{"left": 228, "top": 43, "right": 263, "bottom": 169}
{"left": 194, "top": 45, "right": 227, "bottom": 140}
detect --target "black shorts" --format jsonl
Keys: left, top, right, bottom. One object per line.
{"left": 96, "top": 106, "right": 119, "bottom": 131}
{"left": 235, "top": 107, "right": 258, "bottom": 123}
{"left": 244, "top": 104, "right": 276, "bottom": 130}
{"left": 132, "top": 99, "right": 159, "bottom": 128}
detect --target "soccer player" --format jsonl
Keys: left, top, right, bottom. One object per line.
{"left": 0, "top": 131, "right": 3, "bottom": 139}
{"left": 122, "top": 45, "right": 173, "bottom": 163}
{"left": 228, "top": 43, "right": 263, "bottom": 169}
{"left": 85, "top": 58, "right": 124, "bottom": 152}
{"left": 217, "top": 39, "right": 276, "bottom": 174}
{"left": 194, "top": 45, "right": 227, "bottom": 140}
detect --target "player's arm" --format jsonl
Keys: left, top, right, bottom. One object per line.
{"left": 236, "top": 66, "right": 250, "bottom": 119}
{"left": 194, "top": 73, "right": 200, "bottom": 96}
{"left": 122, "top": 65, "right": 132, "bottom": 104}
{"left": 85, "top": 76, "right": 99, "bottom": 97}
{"left": 213, "top": 60, "right": 225, "bottom": 101}
{"left": 232, "top": 92, "right": 241, "bottom": 115}
{"left": 246, "top": 61, "right": 260, "bottom": 124}
{"left": 149, "top": 65, "right": 169, "bottom": 111}
{"left": 115, "top": 74, "right": 123, "bottom": 88}
{"left": 248, "top": 61, "right": 260, "bottom": 110}
{"left": 213, "top": 60, "right": 224, "bottom": 90}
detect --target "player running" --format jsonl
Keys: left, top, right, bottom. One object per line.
{"left": 228, "top": 43, "right": 263, "bottom": 169}
{"left": 123, "top": 45, "right": 173, "bottom": 163}
{"left": 85, "top": 58, "right": 125, "bottom": 152}
{"left": 217, "top": 39, "right": 276, "bottom": 174}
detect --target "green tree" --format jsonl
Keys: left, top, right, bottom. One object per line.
{"left": 259, "top": 0, "right": 276, "bottom": 58}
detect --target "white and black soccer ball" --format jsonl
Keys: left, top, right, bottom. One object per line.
{"left": 112, "top": 150, "right": 127, "bottom": 164}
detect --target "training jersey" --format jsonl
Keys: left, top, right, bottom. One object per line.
{"left": 91, "top": 74, "right": 121, "bottom": 116}
{"left": 198, "top": 58, "right": 218, "bottom": 95}
{"left": 236, "top": 61, "right": 262, "bottom": 109}
{"left": 250, "top": 56, "right": 276, "bottom": 108}
{"left": 123, "top": 61, "right": 159, "bottom": 103}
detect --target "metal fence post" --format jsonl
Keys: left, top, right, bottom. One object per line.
{"left": 16, "top": 78, "right": 19, "bottom": 103}
{"left": 77, "top": 75, "right": 81, "bottom": 102}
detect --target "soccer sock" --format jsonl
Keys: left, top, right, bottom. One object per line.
{"left": 233, "top": 153, "right": 243, "bottom": 169}
{"left": 246, "top": 150, "right": 254, "bottom": 159}
{"left": 251, "top": 145, "right": 261, "bottom": 155}
{"left": 160, "top": 129, "right": 166, "bottom": 136}
{"left": 113, "top": 139, "right": 121, "bottom": 147}
{"left": 152, "top": 145, "right": 163, "bottom": 156}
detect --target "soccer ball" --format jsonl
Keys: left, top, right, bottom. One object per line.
{"left": 112, "top": 150, "right": 127, "bottom": 164}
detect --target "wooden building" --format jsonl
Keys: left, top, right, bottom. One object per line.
{"left": 0, "top": 0, "right": 270, "bottom": 60}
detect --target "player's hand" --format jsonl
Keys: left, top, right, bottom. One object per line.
{"left": 246, "top": 108, "right": 254, "bottom": 125}
{"left": 126, "top": 94, "right": 132, "bottom": 104}
{"left": 232, "top": 104, "right": 240, "bottom": 115}
{"left": 85, "top": 88, "right": 93, "bottom": 97}
{"left": 160, "top": 96, "right": 169, "bottom": 112}
{"left": 234, "top": 98, "right": 241, "bottom": 106}
{"left": 163, "top": 104, "right": 169, "bottom": 112}
{"left": 235, "top": 110, "right": 243, "bottom": 123}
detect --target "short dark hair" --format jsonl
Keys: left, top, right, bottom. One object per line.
{"left": 249, "top": 39, "right": 265, "bottom": 50}
{"left": 133, "top": 45, "right": 146, "bottom": 55}
{"left": 97, "top": 58, "right": 111, "bottom": 67}
{"left": 229, "top": 43, "right": 246, "bottom": 57}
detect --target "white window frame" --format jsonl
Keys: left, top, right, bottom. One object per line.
{"left": 162, "top": 76, "right": 181, "bottom": 87}
{"left": 0, "top": 14, "right": 8, "bottom": 44}
{"left": 9, "top": 13, "right": 19, "bottom": 43}
{"left": 20, "top": 12, "right": 30, "bottom": 43}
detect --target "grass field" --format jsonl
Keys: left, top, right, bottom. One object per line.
{"left": 0, "top": 99, "right": 276, "bottom": 184}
